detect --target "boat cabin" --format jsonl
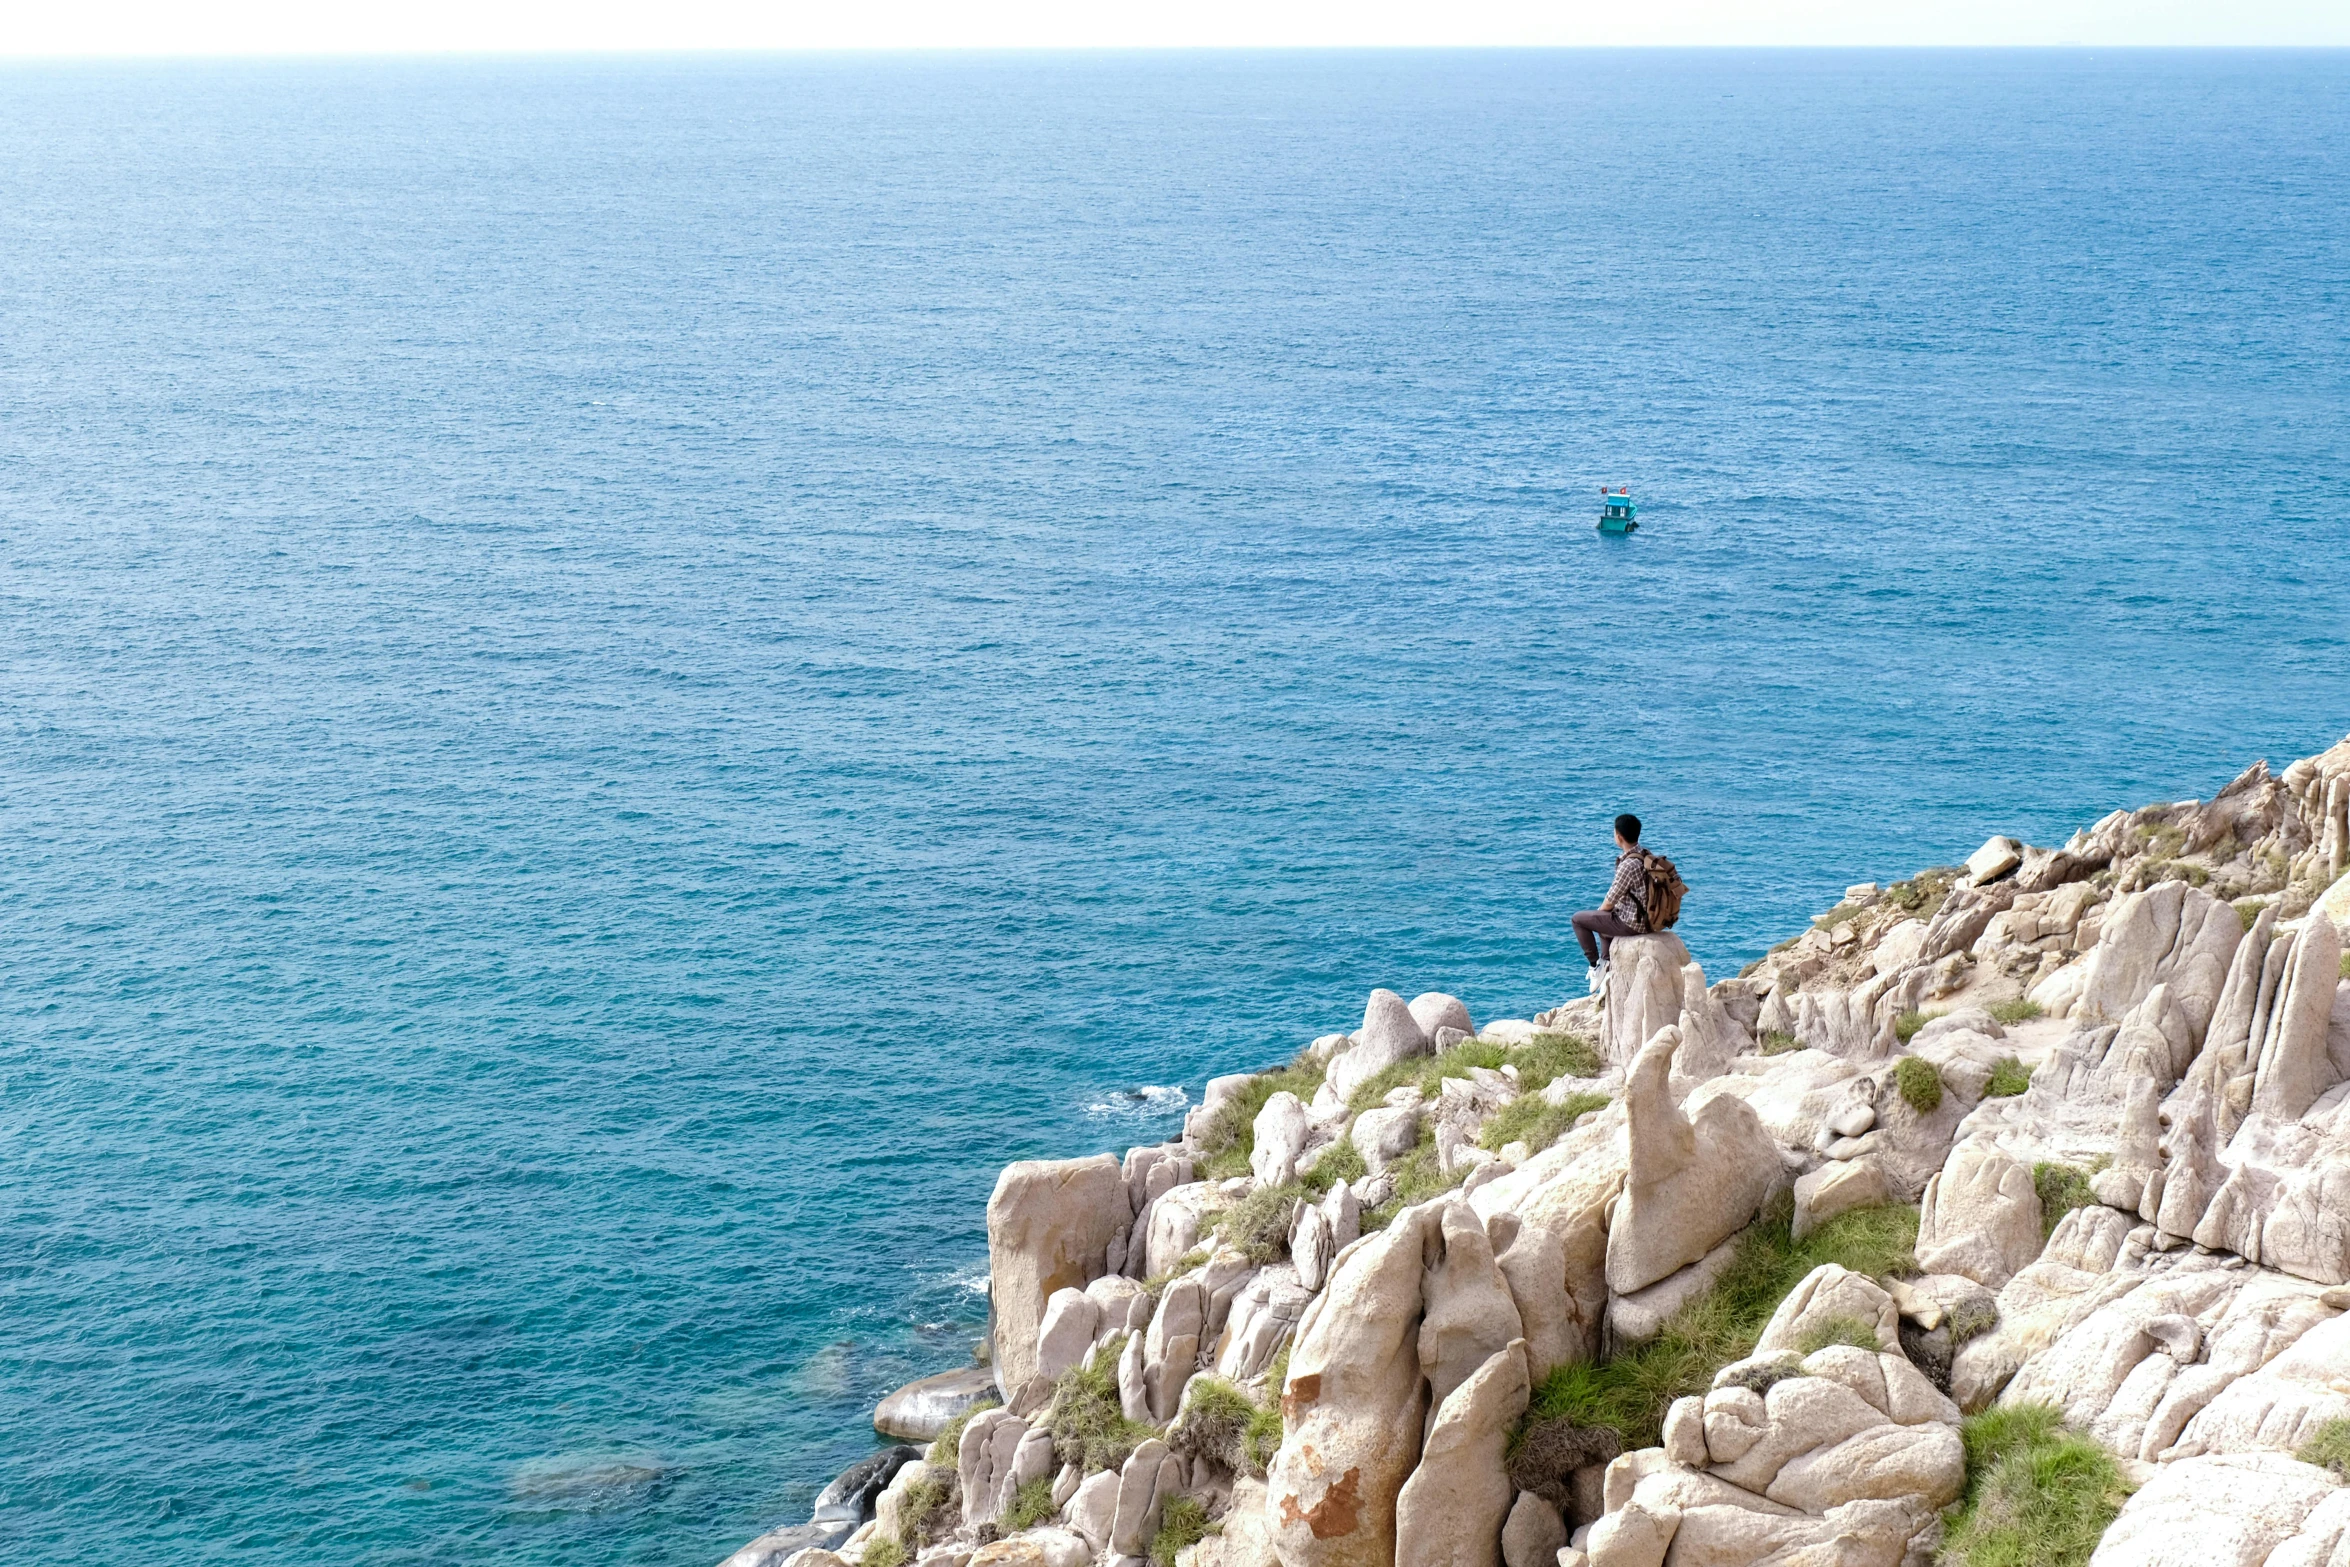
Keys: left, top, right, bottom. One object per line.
{"left": 1598, "top": 488, "right": 1638, "bottom": 534}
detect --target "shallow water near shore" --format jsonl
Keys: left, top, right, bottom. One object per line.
{"left": 2, "top": 48, "right": 2347, "bottom": 1567}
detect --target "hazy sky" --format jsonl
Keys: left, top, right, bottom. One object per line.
{"left": 5, "top": 0, "right": 2345, "bottom": 58}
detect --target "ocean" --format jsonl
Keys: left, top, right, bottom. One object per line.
{"left": 1, "top": 47, "right": 2345, "bottom": 1566}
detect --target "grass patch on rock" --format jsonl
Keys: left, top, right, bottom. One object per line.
{"left": 1984, "top": 1057, "right": 2032, "bottom": 1098}
{"left": 1299, "top": 1137, "right": 1365, "bottom": 1195}
{"left": 1517, "top": 1201, "right": 1918, "bottom": 1452}
{"left": 2297, "top": 1416, "right": 2350, "bottom": 1480}
{"left": 1207, "top": 1183, "right": 1303, "bottom": 1264}
{"left": 1894, "top": 1010, "right": 1943, "bottom": 1045}
{"left": 1361, "top": 1132, "right": 1465, "bottom": 1231}
{"left": 1514, "top": 1031, "right": 1604, "bottom": 1090}
{"left": 1940, "top": 1403, "right": 2130, "bottom": 1567}
{"left": 1150, "top": 1496, "right": 1215, "bottom": 1567}
{"left": 889, "top": 1463, "right": 958, "bottom": 1557}
{"left": 1141, "top": 1250, "right": 1209, "bottom": 1296}
{"left": 1044, "top": 1338, "right": 1159, "bottom": 1474}
{"left": 1989, "top": 997, "right": 2045, "bottom": 1026}
{"left": 1761, "top": 1030, "right": 1802, "bottom": 1055}
{"left": 1346, "top": 1030, "right": 1603, "bottom": 1116}
{"left": 2032, "top": 1162, "right": 2100, "bottom": 1238}
{"left": 1894, "top": 1055, "right": 1944, "bottom": 1114}
{"left": 1000, "top": 1474, "right": 1057, "bottom": 1533}
{"left": 1347, "top": 1038, "right": 1511, "bottom": 1113}
{"left": 1886, "top": 869, "right": 1959, "bottom": 920}
{"left": 1169, "top": 1375, "right": 1281, "bottom": 1481}
{"left": 861, "top": 1536, "right": 909, "bottom": 1567}
{"left": 931, "top": 1402, "right": 995, "bottom": 1467}
{"left": 1795, "top": 1313, "right": 1884, "bottom": 1354}
{"left": 1478, "top": 1091, "right": 1610, "bottom": 1158}
{"left": 1196, "top": 1054, "right": 1329, "bottom": 1180}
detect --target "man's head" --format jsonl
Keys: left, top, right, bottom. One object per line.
{"left": 1614, "top": 813, "right": 1642, "bottom": 849}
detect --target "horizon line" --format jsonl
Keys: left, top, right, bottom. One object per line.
{"left": 8, "top": 41, "right": 2350, "bottom": 63}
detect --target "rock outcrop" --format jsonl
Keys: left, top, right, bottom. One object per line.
{"left": 988, "top": 1154, "right": 1132, "bottom": 1400}
{"left": 1605, "top": 1025, "right": 1779, "bottom": 1295}
{"left": 726, "top": 733, "right": 2350, "bottom": 1567}
{"left": 1269, "top": 1206, "right": 1434, "bottom": 1567}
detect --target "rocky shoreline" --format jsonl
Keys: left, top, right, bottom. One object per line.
{"left": 727, "top": 734, "right": 2350, "bottom": 1567}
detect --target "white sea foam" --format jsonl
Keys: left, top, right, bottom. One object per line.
{"left": 1082, "top": 1084, "right": 1190, "bottom": 1120}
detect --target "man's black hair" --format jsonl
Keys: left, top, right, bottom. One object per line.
{"left": 1615, "top": 813, "right": 1642, "bottom": 844}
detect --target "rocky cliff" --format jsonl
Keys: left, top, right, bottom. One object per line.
{"left": 726, "top": 734, "right": 2350, "bottom": 1567}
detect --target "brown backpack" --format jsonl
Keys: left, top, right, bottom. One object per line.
{"left": 1637, "top": 849, "right": 1687, "bottom": 930}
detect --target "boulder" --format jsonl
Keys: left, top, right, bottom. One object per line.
{"left": 2072, "top": 880, "right": 2242, "bottom": 1046}
{"left": 2090, "top": 1451, "right": 2345, "bottom": 1567}
{"left": 2251, "top": 917, "right": 2345, "bottom": 1120}
{"left": 1914, "top": 1143, "right": 2043, "bottom": 1290}
{"left": 1146, "top": 1276, "right": 1207, "bottom": 1422}
{"left": 1394, "top": 1340, "right": 1530, "bottom": 1567}
{"left": 1268, "top": 1206, "right": 1434, "bottom": 1567}
{"left": 1606, "top": 1232, "right": 1741, "bottom": 1348}
{"left": 1291, "top": 1203, "right": 1334, "bottom": 1295}
{"left": 1219, "top": 1270, "right": 1312, "bottom": 1383}
{"left": 876, "top": 1366, "right": 1002, "bottom": 1441}
{"left": 989, "top": 1155, "right": 1131, "bottom": 1399}
{"left": 1327, "top": 990, "right": 1429, "bottom": 1103}
{"left": 1582, "top": 1498, "right": 1677, "bottom": 1567}
{"left": 1066, "top": 1469, "right": 1122, "bottom": 1553}
{"left": 1499, "top": 1492, "right": 1567, "bottom": 1567}
{"left": 1351, "top": 1096, "right": 1423, "bottom": 1176}
{"left": 1109, "top": 1438, "right": 1185, "bottom": 1558}
{"left": 1252, "top": 1093, "right": 1312, "bottom": 1188}
{"left": 1602, "top": 935, "right": 1692, "bottom": 1073}
{"left": 1184, "top": 1476, "right": 1280, "bottom": 1567}
{"left": 1411, "top": 992, "right": 1476, "bottom": 1042}
{"left": 1604, "top": 1028, "right": 1781, "bottom": 1295}
{"left": 1868, "top": 919, "right": 1927, "bottom": 978}
{"left": 1187, "top": 1077, "right": 1258, "bottom": 1144}
{"left": 812, "top": 1444, "right": 925, "bottom": 1533}
{"left": 1670, "top": 961, "right": 1749, "bottom": 1093}
{"left": 1492, "top": 1146, "right": 1623, "bottom": 1377}
{"left": 1754, "top": 1265, "right": 1901, "bottom": 1356}
{"left": 1144, "top": 1182, "right": 1225, "bottom": 1278}
{"left": 1035, "top": 1289, "right": 1103, "bottom": 1385}
{"left": 718, "top": 1526, "right": 847, "bottom": 1567}
{"left": 959, "top": 1409, "right": 1026, "bottom": 1528}
{"left": 1419, "top": 1200, "right": 1526, "bottom": 1418}
{"left": 1118, "top": 1321, "right": 1151, "bottom": 1422}
{"left": 1792, "top": 1158, "right": 1890, "bottom": 1242}
{"left": 873, "top": 1459, "right": 930, "bottom": 1541}
{"left": 1967, "top": 836, "right": 2023, "bottom": 886}
{"left": 968, "top": 1531, "right": 1092, "bottom": 1567}
{"left": 1795, "top": 984, "right": 1898, "bottom": 1061}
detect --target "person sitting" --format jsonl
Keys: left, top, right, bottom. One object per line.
{"left": 1573, "top": 813, "right": 1652, "bottom": 993}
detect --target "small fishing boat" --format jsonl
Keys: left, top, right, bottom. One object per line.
{"left": 1597, "top": 487, "right": 1638, "bottom": 535}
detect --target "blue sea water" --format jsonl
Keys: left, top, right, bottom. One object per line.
{"left": 2, "top": 46, "right": 2347, "bottom": 1566}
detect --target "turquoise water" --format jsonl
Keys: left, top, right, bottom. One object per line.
{"left": 2, "top": 48, "right": 2347, "bottom": 1566}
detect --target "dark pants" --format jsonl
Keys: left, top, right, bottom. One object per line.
{"left": 1572, "top": 909, "right": 1639, "bottom": 965}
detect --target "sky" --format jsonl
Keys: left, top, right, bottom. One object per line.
{"left": 4, "top": 0, "right": 2346, "bottom": 57}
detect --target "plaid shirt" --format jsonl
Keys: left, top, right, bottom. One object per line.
{"left": 1604, "top": 848, "right": 1650, "bottom": 931}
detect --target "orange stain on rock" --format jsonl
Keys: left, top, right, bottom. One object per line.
{"left": 1277, "top": 1466, "right": 1363, "bottom": 1540}
{"left": 1283, "top": 1371, "right": 1322, "bottom": 1424}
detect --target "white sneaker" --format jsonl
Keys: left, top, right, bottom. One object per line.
{"left": 1587, "top": 962, "right": 1608, "bottom": 995}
